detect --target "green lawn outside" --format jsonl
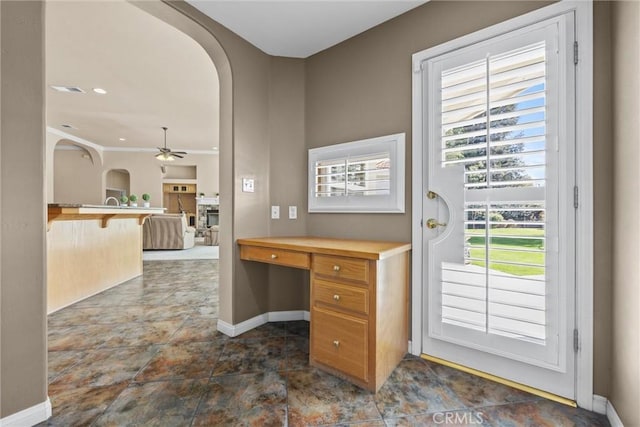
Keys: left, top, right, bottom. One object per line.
{"left": 466, "top": 227, "right": 545, "bottom": 276}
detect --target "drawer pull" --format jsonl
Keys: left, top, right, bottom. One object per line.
{"left": 333, "top": 265, "right": 341, "bottom": 272}
{"left": 333, "top": 340, "right": 340, "bottom": 348}
{"left": 333, "top": 294, "right": 340, "bottom": 301}
{"left": 271, "top": 254, "right": 278, "bottom": 259}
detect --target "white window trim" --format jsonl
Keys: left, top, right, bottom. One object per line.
{"left": 411, "top": 1, "right": 593, "bottom": 409}
{"left": 308, "top": 133, "right": 405, "bottom": 213}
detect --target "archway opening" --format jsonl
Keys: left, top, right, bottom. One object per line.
{"left": 105, "top": 169, "right": 131, "bottom": 202}
{"left": 44, "top": 3, "right": 234, "bottom": 422}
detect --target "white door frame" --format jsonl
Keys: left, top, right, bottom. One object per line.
{"left": 411, "top": 1, "right": 593, "bottom": 409}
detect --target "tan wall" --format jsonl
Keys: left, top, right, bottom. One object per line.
{"left": 305, "top": 1, "right": 552, "bottom": 241}
{"left": 50, "top": 148, "right": 218, "bottom": 207}
{"left": 106, "top": 169, "right": 130, "bottom": 191}
{"left": 0, "top": 0, "right": 47, "bottom": 418}
{"left": 102, "top": 150, "right": 219, "bottom": 208}
{"left": 611, "top": 1, "right": 640, "bottom": 424}
{"left": 267, "top": 57, "right": 309, "bottom": 312}
{"left": 54, "top": 148, "right": 103, "bottom": 204}
{"left": 164, "top": 165, "right": 196, "bottom": 180}
{"left": 592, "top": 1, "right": 614, "bottom": 398}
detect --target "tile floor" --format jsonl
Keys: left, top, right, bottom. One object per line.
{"left": 40, "top": 259, "right": 610, "bottom": 426}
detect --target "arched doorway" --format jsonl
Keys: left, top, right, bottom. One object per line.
{"left": 105, "top": 169, "right": 131, "bottom": 202}
{"left": 131, "top": 2, "right": 234, "bottom": 323}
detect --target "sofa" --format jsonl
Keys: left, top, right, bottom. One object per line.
{"left": 204, "top": 225, "right": 219, "bottom": 246}
{"left": 143, "top": 213, "right": 195, "bottom": 250}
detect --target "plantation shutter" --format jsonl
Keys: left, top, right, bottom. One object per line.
{"left": 308, "top": 133, "right": 405, "bottom": 213}
{"left": 437, "top": 40, "right": 555, "bottom": 345}
{"left": 314, "top": 153, "right": 391, "bottom": 198}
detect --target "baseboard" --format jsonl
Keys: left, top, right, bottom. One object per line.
{"left": 0, "top": 397, "right": 51, "bottom": 427}
{"left": 591, "top": 395, "right": 624, "bottom": 427}
{"left": 606, "top": 398, "right": 624, "bottom": 427}
{"left": 267, "top": 310, "right": 308, "bottom": 322}
{"left": 217, "top": 310, "right": 310, "bottom": 337}
{"left": 592, "top": 395, "right": 607, "bottom": 415}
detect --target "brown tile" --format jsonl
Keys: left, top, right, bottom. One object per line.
{"left": 212, "top": 337, "right": 286, "bottom": 375}
{"left": 50, "top": 345, "right": 159, "bottom": 388}
{"left": 170, "top": 316, "right": 228, "bottom": 344}
{"left": 98, "top": 319, "right": 184, "bottom": 348}
{"left": 285, "top": 335, "right": 309, "bottom": 370}
{"left": 48, "top": 324, "right": 117, "bottom": 351}
{"left": 286, "top": 320, "right": 310, "bottom": 337}
{"left": 235, "top": 322, "right": 287, "bottom": 339}
{"left": 48, "top": 350, "right": 87, "bottom": 382}
{"left": 134, "top": 341, "right": 224, "bottom": 381}
{"left": 384, "top": 410, "right": 490, "bottom": 427}
{"left": 427, "top": 361, "right": 540, "bottom": 408}
{"left": 374, "top": 358, "right": 466, "bottom": 419}
{"left": 92, "top": 379, "right": 208, "bottom": 427}
{"left": 482, "top": 400, "right": 610, "bottom": 427}
{"left": 46, "top": 259, "right": 608, "bottom": 427}
{"left": 193, "top": 371, "right": 287, "bottom": 426}
{"left": 286, "top": 368, "right": 382, "bottom": 426}
{"left": 44, "top": 382, "right": 128, "bottom": 427}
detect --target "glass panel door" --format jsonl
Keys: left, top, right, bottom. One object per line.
{"left": 421, "top": 14, "right": 575, "bottom": 398}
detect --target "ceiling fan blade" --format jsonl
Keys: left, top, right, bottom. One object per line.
{"left": 172, "top": 154, "right": 184, "bottom": 158}
{"left": 173, "top": 151, "right": 187, "bottom": 155}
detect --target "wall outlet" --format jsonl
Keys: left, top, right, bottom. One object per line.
{"left": 288, "top": 205, "right": 297, "bottom": 219}
{"left": 271, "top": 205, "right": 280, "bottom": 219}
{"left": 242, "top": 178, "right": 255, "bottom": 193}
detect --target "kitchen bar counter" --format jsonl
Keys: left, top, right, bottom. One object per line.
{"left": 48, "top": 203, "right": 164, "bottom": 230}
{"left": 47, "top": 204, "right": 164, "bottom": 313}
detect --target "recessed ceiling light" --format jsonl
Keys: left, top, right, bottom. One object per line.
{"left": 93, "top": 88, "right": 107, "bottom": 94}
{"left": 119, "top": 137, "right": 126, "bottom": 141}
{"left": 50, "top": 85, "right": 85, "bottom": 93}
{"left": 212, "top": 147, "right": 218, "bottom": 150}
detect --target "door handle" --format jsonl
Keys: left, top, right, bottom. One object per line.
{"left": 426, "top": 218, "right": 447, "bottom": 229}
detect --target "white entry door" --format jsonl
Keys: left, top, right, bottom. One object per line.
{"left": 418, "top": 13, "right": 576, "bottom": 398}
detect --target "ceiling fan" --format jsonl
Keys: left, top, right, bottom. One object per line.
{"left": 155, "top": 126, "right": 186, "bottom": 161}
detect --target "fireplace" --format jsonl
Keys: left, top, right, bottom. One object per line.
{"left": 206, "top": 208, "right": 219, "bottom": 227}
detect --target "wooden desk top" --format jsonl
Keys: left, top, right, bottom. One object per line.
{"left": 236, "top": 236, "right": 411, "bottom": 260}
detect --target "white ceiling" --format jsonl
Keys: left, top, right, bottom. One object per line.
{"left": 187, "top": 1, "right": 427, "bottom": 58}
{"left": 46, "top": 1, "right": 219, "bottom": 152}
{"left": 46, "top": 0, "right": 427, "bottom": 153}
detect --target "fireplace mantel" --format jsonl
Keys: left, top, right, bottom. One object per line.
{"left": 196, "top": 197, "right": 219, "bottom": 205}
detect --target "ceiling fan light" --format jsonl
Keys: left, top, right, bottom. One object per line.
{"left": 155, "top": 152, "right": 175, "bottom": 161}
{"left": 155, "top": 126, "right": 182, "bottom": 162}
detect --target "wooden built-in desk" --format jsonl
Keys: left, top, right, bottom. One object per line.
{"left": 237, "top": 236, "right": 411, "bottom": 392}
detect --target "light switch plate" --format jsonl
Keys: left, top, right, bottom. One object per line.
{"left": 271, "top": 205, "right": 280, "bottom": 219}
{"left": 288, "top": 206, "right": 297, "bottom": 219}
{"left": 242, "top": 178, "right": 255, "bottom": 193}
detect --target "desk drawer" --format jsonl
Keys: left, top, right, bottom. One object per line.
{"left": 240, "top": 245, "right": 310, "bottom": 269}
{"left": 314, "top": 279, "right": 368, "bottom": 316}
{"left": 313, "top": 254, "right": 369, "bottom": 283}
{"left": 311, "top": 308, "right": 368, "bottom": 381}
